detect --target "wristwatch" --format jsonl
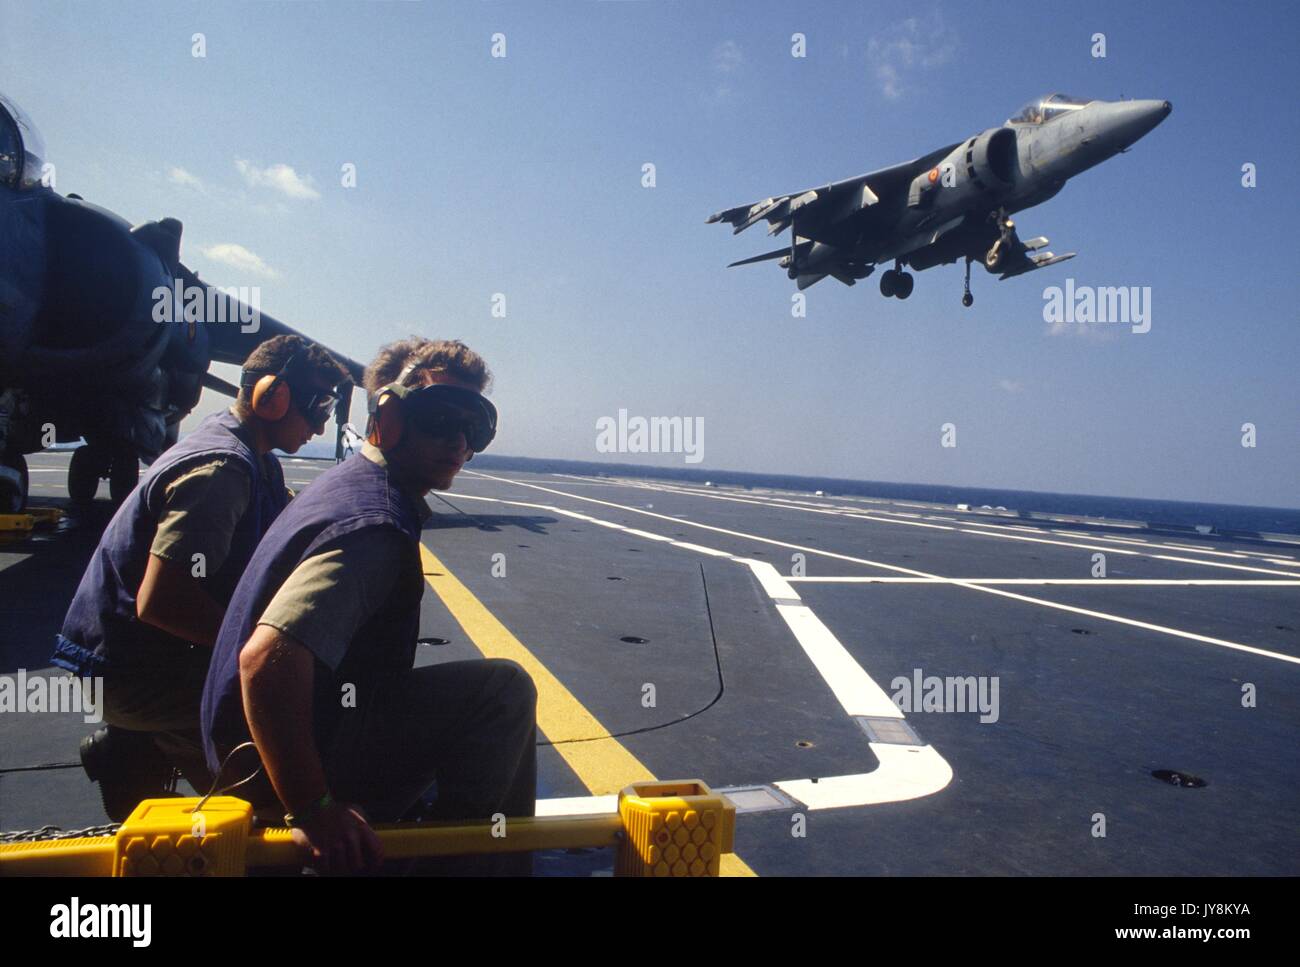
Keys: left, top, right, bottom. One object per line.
{"left": 284, "top": 791, "right": 334, "bottom": 828}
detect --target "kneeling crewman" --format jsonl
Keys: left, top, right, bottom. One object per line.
{"left": 201, "top": 337, "right": 537, "bottom": 875}
{"left": 52, "top": 334, "right": 349, "bottom": 819}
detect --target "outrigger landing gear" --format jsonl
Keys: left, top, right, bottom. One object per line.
{"left": 961, "top": 257, "right": 974, "bottom": 307}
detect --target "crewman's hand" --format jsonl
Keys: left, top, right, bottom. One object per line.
{"left": 291, "top": 802, "right": 384, "bottom": 875}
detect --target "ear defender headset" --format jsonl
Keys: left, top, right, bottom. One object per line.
{"left": 366, "top": 363, "right": 497, "bottom": 454}
{"left": 241, "top": 351, "right": 340, "bottom": 427}
{"left": 242, "top": 352, "right": 298, "bottom": 421}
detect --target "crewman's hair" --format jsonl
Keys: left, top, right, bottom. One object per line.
{"left": 363, "top": 337, "right": 492, "bottom": 396}
{"left": 235, "top": 334, "right": 350, "bottom": 411}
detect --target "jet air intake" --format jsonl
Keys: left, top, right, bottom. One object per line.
{"left": 908, "top": 127, "right": 1018, "bottom": 216}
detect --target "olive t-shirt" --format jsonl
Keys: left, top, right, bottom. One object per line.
{"left": 149, "top": 458, "right": 252, "bottom": 575}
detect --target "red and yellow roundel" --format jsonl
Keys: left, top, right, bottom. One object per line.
{"left": 927, "top": 167, "right": 939, "bottom": 184}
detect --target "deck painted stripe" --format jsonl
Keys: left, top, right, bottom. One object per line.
{"left": 449, "top": 489, "right": 956, "bottom": 810}
{"left": 743, "top": 560, "right": 953, "bottom": 807}
{"left": 954, "top": 528, "right": 1299, "bottom": 578}
{"left": 458, "top": 475, "right": 1300, "bottom": 666}
{"left": 417, "top": 543, "right": 757, "bottom": 876}
{"left": 598, "top": 475, "right": 1299, "bottom": 574}
{"left": 773, "top": 746, "right": 954, "bottom": 810}
{"left": 787, "top": 577, "right": 1300, "bottom": 586}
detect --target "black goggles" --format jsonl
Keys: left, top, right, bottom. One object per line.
{"left": 371, "top": 382, "right": 497, "bottom": 452}
{"left": 289, "top": 384, "right": 339, "bottom": 426}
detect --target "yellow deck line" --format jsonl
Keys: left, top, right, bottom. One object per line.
{"left": 419, "top": 544, "right": 756, "bottom": 877}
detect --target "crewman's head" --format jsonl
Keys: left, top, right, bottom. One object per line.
{"left": 363, "top": 337, "right": 494, "bottom": 492}
{"left": 236, "top": 335, "right": 350, "bottom": 454}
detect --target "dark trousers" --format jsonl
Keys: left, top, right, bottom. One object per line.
{"left": 246, "top": 657, "right": 538, "bottom": 874}
{"left": 326, "top": 657, "right": 538, "bottom": 827}
{"left": 94, "top": 647, "right": 216, "bottom": 794}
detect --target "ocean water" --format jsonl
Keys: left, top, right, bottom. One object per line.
{"left": 278, "top": 440, "right": 1298, "bottom": 536}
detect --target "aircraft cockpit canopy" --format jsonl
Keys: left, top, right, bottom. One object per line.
{"left": 1008, "top": 93, "right": 1092, "bottom": 126}
{"left": 0, "top": 92, "right": 48, "bottom": 190}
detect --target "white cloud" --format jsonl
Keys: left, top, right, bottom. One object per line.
{"left": 234, "top": 159, "right": 321, "bottom": 200}
{"left": 867, "top": 13, "right": 959, "bottom": 100}
{"left": 168, "top": 166, "right": 205, "bottom": 191}
{"left": 997, "top": 379, "right": 1024, "bottom": 393}
{"left": 1045, "top": 320, "right": 1119, "bottom": 342}
{"left": 199, "top": 243, "right": 280, "bottom": 279}
{"left": 707, "top": 40, "right": 744, "bottom": 103}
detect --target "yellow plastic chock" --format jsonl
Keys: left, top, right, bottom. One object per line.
{"left": 616, "top": 780, "right": 736, "bottom": 877}
{"left": 0, "top": 507, "right": 64, "bottom": 536}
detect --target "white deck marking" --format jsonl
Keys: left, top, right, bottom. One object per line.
{"left": 621, "top": 527, "right": 672, "bottom": 542}
{"left": 453, "top": 484, "right": 955, "bottom": 810}
{"left": 1052, "top": 531, "right": 1255, "bottom": 558}
{"left": 773, "top": 746, "right": 954, "bottom": 810}
{"left": 758, "top": 577, "right": 903, "bottom": 718}
{"left": 590, "top": 476, "right": 1299, "bottom": 575}
{"left": 457, "top": 473, "right": 1300, "bottom": 666}
{"left": 749, "top": 560, "right": 802, "bottom": 601}
{"left": 953, "top": 528, "right": 1298, "bottom": 577}
{"left": 788, "top": 577, "right": 1300, "bottom": 586}
{"left": 1054, "top": 530, "right": 1296, "bottom": 562}
{"left": 669, "top": 540, "right": 734, "bottom": 557}
{"left": 618, "top": 476, "right": 1300, "bottom": 563}
{"left": 535, "top": 794, "right": 619, "bottom": 817}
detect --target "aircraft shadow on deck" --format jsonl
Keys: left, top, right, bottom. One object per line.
{"left": 422, "top": 513, "right": 557, "bottom": 535}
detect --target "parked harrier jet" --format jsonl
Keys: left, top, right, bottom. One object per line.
{"left": 0, "top": 92, "right": 364, "bottom": 512}
{"left": 707, "top": 94, "right": 1171, "bottom": 306}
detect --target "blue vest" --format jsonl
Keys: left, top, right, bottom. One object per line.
{"left": 200, "top": 452, "right": 425, "bottom": 776}
{"left": 51, "top": 410, "right": 287, "bottom": 676}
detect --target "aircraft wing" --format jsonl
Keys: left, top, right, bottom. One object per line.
{"left": 706, "top": 142, "right": 961, "bottom": 247}
{"left": 175, "top": 263, "right": 365, "bottom": 384}
{"left": 174, "top": 262, "right": 365, "bottom": 461}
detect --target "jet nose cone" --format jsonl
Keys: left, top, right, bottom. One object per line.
{"left": 1106, "top": 99, "right": 1172, "bottom": 149}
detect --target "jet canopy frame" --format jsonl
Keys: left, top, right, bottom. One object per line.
{"left": 1008, "top": 93, "right": 1092, "bottom": 126}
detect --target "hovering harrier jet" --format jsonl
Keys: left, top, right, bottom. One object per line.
{"left": 707, "top": 94, "right": 1171, "bottom": 306}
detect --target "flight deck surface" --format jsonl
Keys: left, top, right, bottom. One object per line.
{"left": 3, "top": 451, "right": 1298, "bottom": 876}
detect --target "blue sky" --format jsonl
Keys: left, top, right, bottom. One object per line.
{"left": 3, "top": 0, "right": 1297, "bottom": 506}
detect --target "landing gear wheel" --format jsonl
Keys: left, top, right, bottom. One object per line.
{"left": 108, "top": 446, "right": 139, "bottom": 506}
{"left": 961, "top": 257, "right": 974, "bottom": 307}
{"left": 68, "top": 445, "right": 101, "bottom": 505}
{"left": 0, "top": 453, "right": 27, "bottom": 513}
{"left": 894, "top": 272, "right": 914, "bottom": 299}
{"left": 879, "top": 270, "right": 898, "bottom": 298}
{"left": 962, "top": 292, "right": 974, "bottom": 308}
